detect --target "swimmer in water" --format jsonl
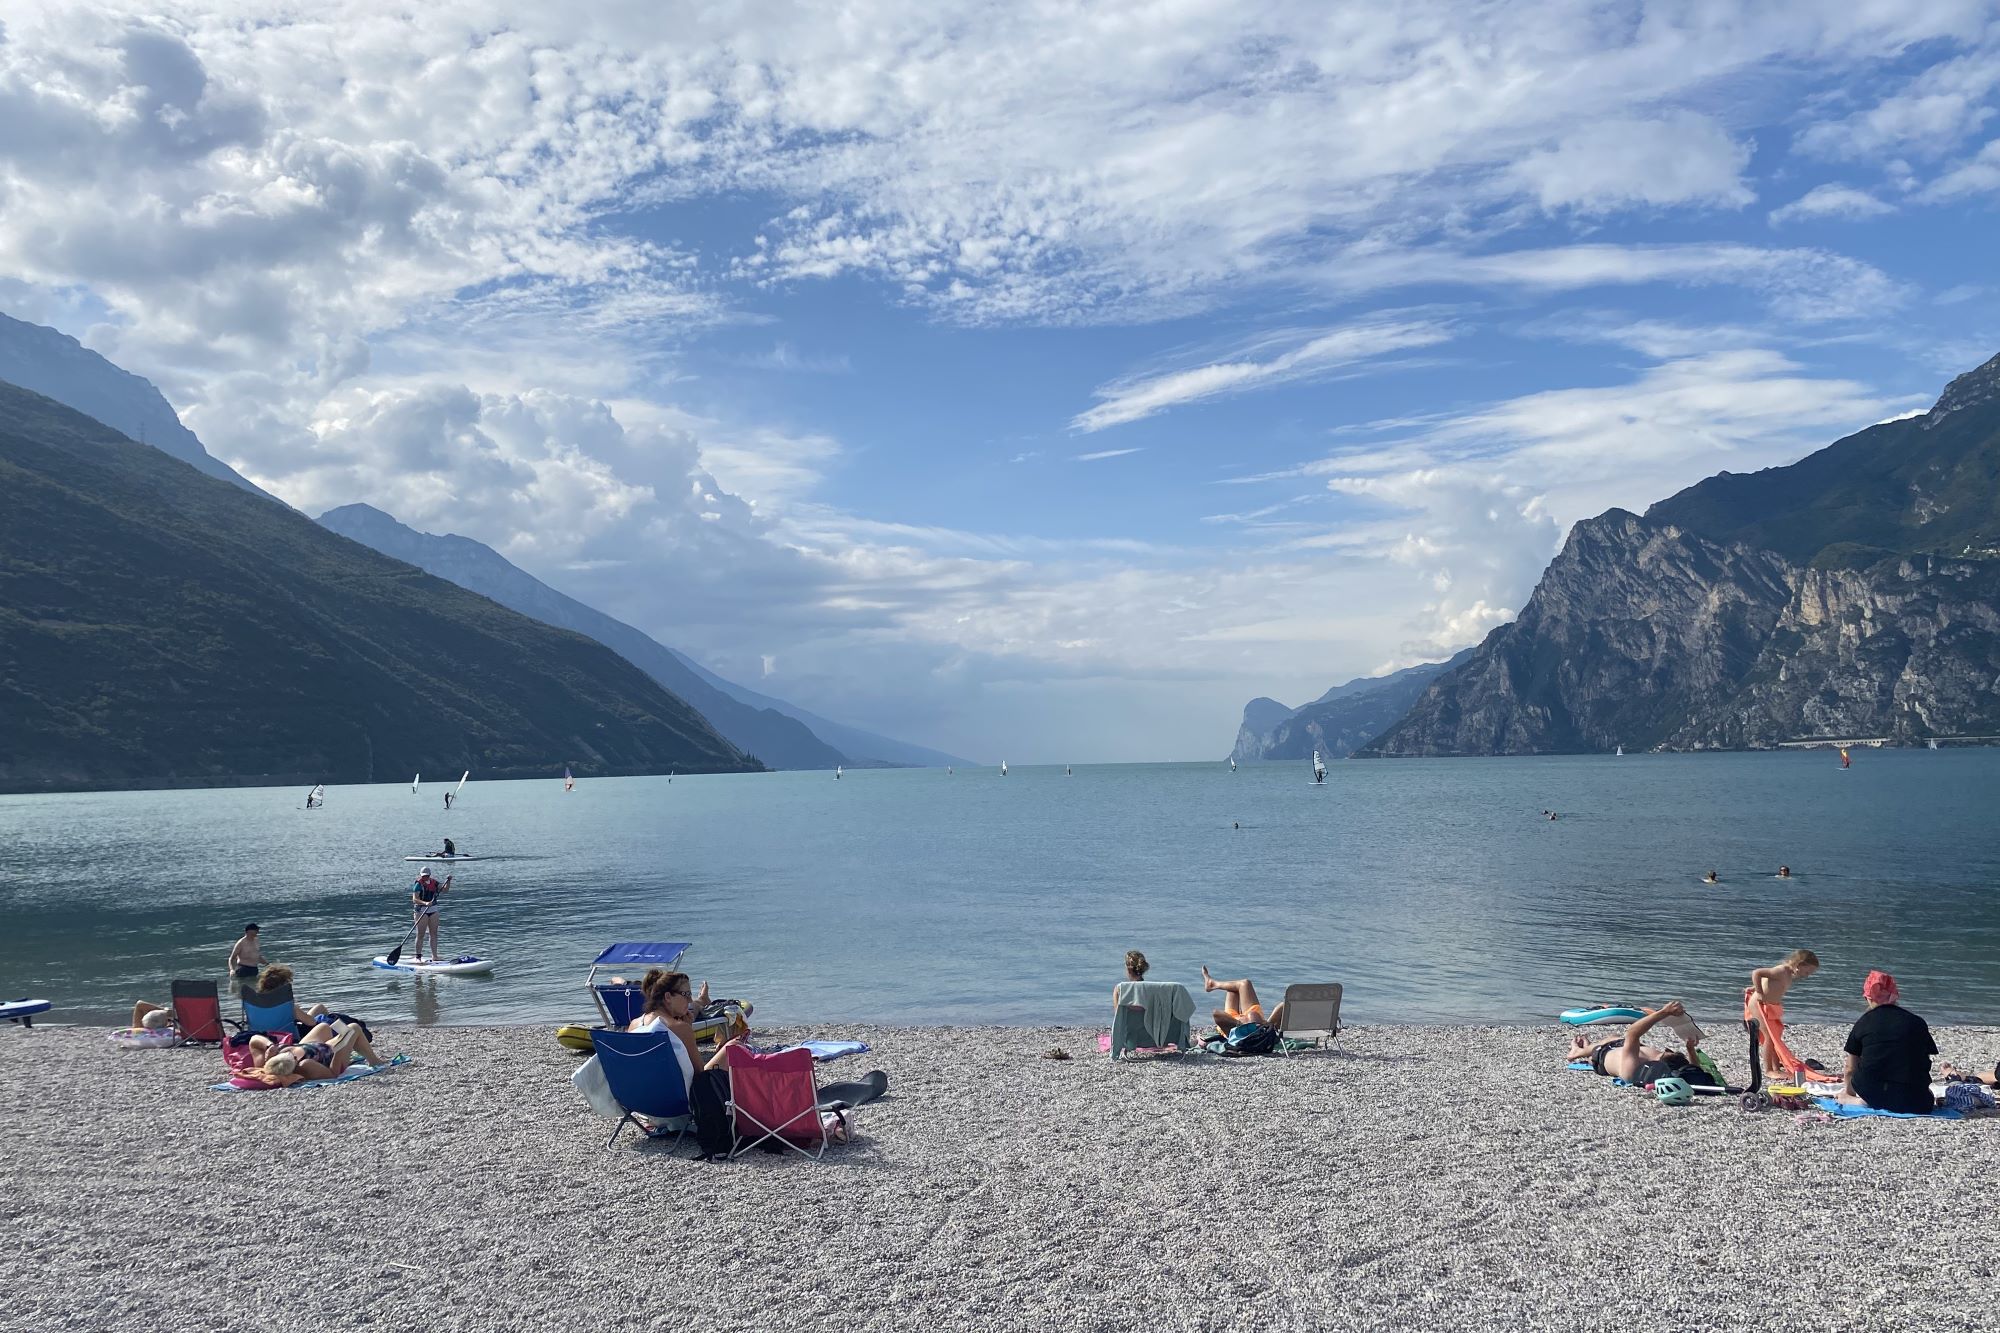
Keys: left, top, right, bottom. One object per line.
{"left": 1704, "top": 870, "right": 1720, "bottom": 884}
{"left": 1777, "top": 865, "right": 1792, "bottom": 879}
{"left": 1548, "top": 811, "right": 1558, "bottom": 821}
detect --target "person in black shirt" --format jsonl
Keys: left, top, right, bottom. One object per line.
{"left": 1839, "top": 970, "right": 1937, "bottom": 1115}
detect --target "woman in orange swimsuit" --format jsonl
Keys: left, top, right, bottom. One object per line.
{"left": 1201, "top": 966, "right": 1286, "bottom": 1031}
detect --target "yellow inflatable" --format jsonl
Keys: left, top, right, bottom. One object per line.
{"left": 555, "top": 1024, "right": 596, "bottom": 1053}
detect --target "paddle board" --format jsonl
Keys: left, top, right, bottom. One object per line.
{"left": 2, "top": 998, "right": 52, "bottom": 1024}
{"left": 371, "top": 955, "right": 496, "bottom": 976}
{"left": 403, "top": 855, "right": 479, "bottom": 862}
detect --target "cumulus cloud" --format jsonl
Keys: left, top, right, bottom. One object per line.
{"left": 1072, "top": 319, "right": 1456, "bottom": 433}
{"left": 1767, "top": 184, "right": 1897, "bottom": 225}
{"left": 1511, "top": 113, "right": 1754, "bottom": 213}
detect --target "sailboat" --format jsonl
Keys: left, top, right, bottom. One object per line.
{"left": 412, "top": 772, "right": 420, "bottom": 795}
{"left": 1065, "top": 765, "right": 1072, "bottom": 776}
{"left": 1615, "top": 745, "right": 1623, "bottom": 757}
{"left": 1311, "top": 751, "right": 1326, "bottom": 785}
{"left": 563, "top": 766, "right": 574, "bottom": 792}
{"left": 304, "top": 783, "right": 325, "bottom": 809}
{"left": 835, "top": 765, "right": 843, "bottom": 780}
{"left": 1229, "top": 757, "right": 1237, "bottom": 772}
{"left": 1000, "top": 760, "right": 1008, "bottom": 777}
{"left": 1929, "top": 738, "right": 1940, "bottom": 751}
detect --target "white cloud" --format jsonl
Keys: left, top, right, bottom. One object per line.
{"left": 1511, "top": 112, "right": 1754, "bottom": 213}
{"left": 1072, "top": 319, "right": 1455, "bottom": 432}
{"left": 1795, "top": 29, "right": 2000, "bottom": 162}
{"left": 1073, "top": 447, "right": 1144, "bottom": 462}
{"left": 1767, "top": 184, "right": 1897, "bottom": 226}
{"left": 1921, "top": 137, "right": 2000, "bottom": 199}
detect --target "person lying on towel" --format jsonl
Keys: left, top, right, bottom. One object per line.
{"left": 1568, "top": 1001, "right": 1719, "bottom": 1087}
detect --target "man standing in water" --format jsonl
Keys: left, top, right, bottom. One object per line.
{"left": 227, "top": 923, "right": 264, "bottom": 980}
{"left": 443, "top": 788, "right": 454, "bottom": 811}
{"left": 410, "top": 869, "right": 451, "bottom": 963}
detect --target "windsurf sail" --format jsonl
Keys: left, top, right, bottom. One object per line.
{"left": 306, "top": 783, "right": 325, "bottom": 807}
{"left": 1312, "top": 751, "right": 1326, "bottom": 782}
{"left": 1615, "top": 745, "right": 1623, "bottom": 757}
{"left": 412, "top": 772, "right": 420, "bottom": 794}
{"left": 1229, "top": 757, "right": 1237, "bottom": 772}
{"left": 1000, "top": 760, "right": 1008, "bottom": 776}
{"left": 835, "top": 765, "right": 843, "bottom": 780}
{"left": 563, "top": 766, "right": 574, "bottom": 792}
{"left": 455, "top": 771, "right": 471, "bottom": 800}
{"left": 1839, "top": 747, "right": 1851, "bottom": 769}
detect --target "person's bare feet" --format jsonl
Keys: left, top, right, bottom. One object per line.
{"left": 1201, "top": 966, "right": 1215, "bottom": 992}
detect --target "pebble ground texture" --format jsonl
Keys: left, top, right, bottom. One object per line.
{"left": 5, "top": 1020, "right": 2000, "bottom": 1333}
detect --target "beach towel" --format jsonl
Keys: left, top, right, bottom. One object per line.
{"left": 211, "top": 1054, "right": 410, "bottom": 1092}
{"left": 1110, "top": 981, "right": 1195, "bottom": 1060}
{"left": 795, "top": 1039, "right": 869, "bottom": 1062}
{"left": 1809, "top": 1096, "right": 1962, "bottom": 1121}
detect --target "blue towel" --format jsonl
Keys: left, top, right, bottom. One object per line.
{"left": 211, "top": 1053, "right": 411, "bottom": 1092}
{"left": 1810, "top": 1096, "right": 1962, "bottom": 1121}
{"left": 796, "top": 1039, "right": 868, "bottom": 1061}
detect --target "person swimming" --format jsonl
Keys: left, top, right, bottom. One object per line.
{"left": 1777, "top": 865, "right": 1792, "bottom": 878}
{"left": 1704, "top": 870, "right": 1720, "bottom": 884}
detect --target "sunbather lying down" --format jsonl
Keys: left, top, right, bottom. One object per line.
{"left": 245, "top": 1022, "right": 383, "bottom": 1086}
{"left": 1940, "top": 1060, "right": 2000, "bottom": 1088}
{"left": 1202, "top": 967, "right": 1287, "bottom": 1032}
{"left": 1567, "top": 1000, "right": 1719, "bottom": 1086}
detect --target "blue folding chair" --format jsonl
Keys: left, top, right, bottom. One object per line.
{"left": 242, "top": 996, "right": 300, "bottom": 1037}
{"left": 592, "top": 1027, "right": 693, "bottom": 1150}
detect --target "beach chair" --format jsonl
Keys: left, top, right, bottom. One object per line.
{"left": 1275, "top": 983, "right": 1343, "bottom": 1054}
{"left": 1109, "top": 981, "right": 1195, "bottom": 1060}
{"left": 170, "top": 979, "right": 230, "bottom": 1044}
{"left": 241, "top": 994, "right": 300, "bottom": 1037}
{"left": 592, "top": 1028, "right": 694, "bottom": 1150}
{"left": 725, "top": 1046, "right": 829, "bottom": 1162}
{"left": 586, "top": 942, "right": 738, "bottom": 1047}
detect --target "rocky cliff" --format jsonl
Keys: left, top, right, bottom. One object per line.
{"left": 1231, "top": 653, "right": 1468, "bottom": 762}
{"left": 1364, "top": 353, "right": 2000, "bottom": 755}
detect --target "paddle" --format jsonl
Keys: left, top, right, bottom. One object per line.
{"left": 385, "top": 873, "right": 451, "bottom": 966}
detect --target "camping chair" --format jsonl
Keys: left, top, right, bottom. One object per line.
{"left": 592, "top": 1028, "right": 694, "bottom": 1150}
{"left": 725, "top": 1046, "right": 828, "bottom": 1162}
{"left": 1275, "top": 983, "right": 1343, "bottom": 1054}
{"left": 1109, "top": 981, "right": 1195, "bottom": 1061}
{"left": 241, "top": 994, "right": 300, "bottom": 1037}
{"left": 170, "top": 979, "right": 230, "bottom": 1044}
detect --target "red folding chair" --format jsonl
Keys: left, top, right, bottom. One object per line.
{"left": 725, "top": 1046, "right": 828, "bottom": 1161}
{"left": 170, "top": 979, "right": 231, "bottom": 1044}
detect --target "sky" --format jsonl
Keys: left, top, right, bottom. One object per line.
{"left": 1, "top": 2, "right": 1997, "bottom": 763}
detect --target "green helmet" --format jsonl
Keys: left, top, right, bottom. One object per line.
{"left": 1654, "top": 1076, "right": 1694, "bottom": 1107}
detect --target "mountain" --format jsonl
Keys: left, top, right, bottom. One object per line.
{"left": 665, "top": 655, "right": 970, "bottom": 770}
{"left": 0, "top": 382, "right": 759, "bottom": 792}
{"left": 0, "top": 312, "right": 274, "bottom": 501}
{"left": 1230, "top": 652, "right": 1470, "bottom": 763}
{"left": 317, "top": 503, "right": 850, "bottom": 770}
{"left": 1363, "top": 353, "right": 2000, "bottom": 756}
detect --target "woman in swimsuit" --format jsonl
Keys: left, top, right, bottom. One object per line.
{"left": 1201, "top": 966, "right": 1288, "bottom": 1032}
{"left": 1567, "top": 1001, "right": 1708, "bottom": 1084}
{"left": 249, "top": 1020, "right": 382, "bottom": 1079}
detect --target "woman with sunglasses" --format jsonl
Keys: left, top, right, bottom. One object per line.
{"left": 627, "top": 969, "right": 742, "bottom": 1085}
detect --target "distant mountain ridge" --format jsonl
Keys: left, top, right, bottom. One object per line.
{"left": 0, "top": 312, "right": 273, "bottom": 501}
{"left": 318, "top": 505, "right": 969, "bottom": 770}
{"left": 1230, "top": 652, "right": 1471, "bottom": 763}
{"left": 1363, "top": 353, "right": 2000, "bottom": 756}
{"left": 0, "top": 382, "right": 757, "bottom": 792}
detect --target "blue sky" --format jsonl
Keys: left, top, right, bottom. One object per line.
{"left": 1, "top": 2, "right": 1997, "bottom": 760}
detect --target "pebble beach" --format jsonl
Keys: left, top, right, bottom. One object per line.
{"left": 5, "top": 1020, "right": 1999, "bottom": 1333}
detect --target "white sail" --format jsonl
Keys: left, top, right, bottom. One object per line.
{"left": 1229, "top": 757, "right": 1236, "bottom": 772}
{"left": 1615, "top": 745, "right": 1623, "bottom": 757}
{"left": 1000, "top": 760, "right": 1008, "bottom": 776}
{"left": 1065, "top": 765, "right": 1072, "bottom": 776}
{"left": 455, "top": 771, "right": 470, "bottom": 800}
{"left": 1312, "top": 750, "right": 1326, "bottom": 781}
{"left": 412, "top": 772, "right": 420, "bottom": 794}
{"left": 306, "top": 783, "right": 325, "bottom": 807}
{"left": 835, "top": 765, "right": 843, "bottom": 779}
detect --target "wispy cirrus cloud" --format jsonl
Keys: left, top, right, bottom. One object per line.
{"left": 1073, "top": 447, "right": 1144, "bottom": 461}
{"left": 1072, "top": 318, "right": 1455, "bottom": 433}
{"left": 1768, "top": 184, "right": 1897, "bottom": 226}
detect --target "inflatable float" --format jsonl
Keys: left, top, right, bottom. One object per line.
{"left": 556, "top": 1024, "right": 596, "bottom": 1053}
{"left": 1559, "top": 1005, "right": 1646, "bottom": 1026}
{"left": 107, "top": 1026, "right": 182, "bottom": 1049}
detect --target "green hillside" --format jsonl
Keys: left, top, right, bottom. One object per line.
{"left": 0, "top": 382, "right": 760, "bottom": 791}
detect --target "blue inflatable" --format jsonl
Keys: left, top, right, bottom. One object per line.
{"left": 1559, "top": 1005, "right": 1645, "bottom": 1026}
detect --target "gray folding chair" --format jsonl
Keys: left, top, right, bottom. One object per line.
{"left": 1276, "top": 983, "right": 1343, "bottom": 1053}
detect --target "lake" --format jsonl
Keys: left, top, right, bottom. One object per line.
{"left": 3, "top": 749, "right": 1997, "bottom": 1032}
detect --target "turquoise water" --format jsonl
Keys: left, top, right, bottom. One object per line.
{"left": 3, "top": 750, "right": 1998, "bottom": 1031}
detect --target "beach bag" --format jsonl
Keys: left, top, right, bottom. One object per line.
{"left": 688, "top": 1068, "right": 734, "bottom": 1160}
{"left": 819, "top": 1107, "right": 858, "bottom": 1144}
{"left": 570, "top": 1055, "right": 621, "bottom": 1120}
{"left": 1226, "top": 1023, "right": 1279, "bottom": 1056}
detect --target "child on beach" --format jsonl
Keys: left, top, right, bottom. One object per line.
{"left": 1745, "top": 948, "right": 1819, "bottom": 1077}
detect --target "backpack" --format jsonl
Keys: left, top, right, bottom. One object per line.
{"left": 1225, "top": 1022, "right": 1280, "bottom": 1056}
{"left": 687, "top": 1068, "right": 735, "bottom": 1160}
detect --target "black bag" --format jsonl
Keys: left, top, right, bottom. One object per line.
{"left": 688, "top": 1068, "right": 734, "bottom": 1160}
{"left": 1225, "top": 1023, "right": 1280, "bottom": 1056}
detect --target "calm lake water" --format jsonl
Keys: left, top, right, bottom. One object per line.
{"left": 3, "top": 751, "right": 1998, "bottom": 1032}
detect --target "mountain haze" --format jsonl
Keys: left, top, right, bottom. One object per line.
{"left": 1364, "top": 354, "right": 2000, "bottom": 756}
{"left": 317, "top": 503, "right": 852, "bottom": 770}
{"left": 0, "top": 313, "right": 273, "bottom": 501}
{"left": 0, "top": 383, "right": 757, "bottom": 792}
{"left": 1230, "top": 652, "right": 1471, "bottom": 763}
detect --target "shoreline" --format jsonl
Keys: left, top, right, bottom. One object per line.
{"left": 8, "top": 1020, "right": 2000, "bottom": 1332}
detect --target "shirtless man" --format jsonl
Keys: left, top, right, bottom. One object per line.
{"left": 1201, "top": 966, "right": 1288, "bottom": 1031}
{"left": 1568, "top": 1001, "right": 1713, "bottom": 1085}
{"left": 227, "top": 923, "right": 265, "bottom": 980}
{"left": 1745, "top": 948, "right": 1819, "bottom": 1076}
